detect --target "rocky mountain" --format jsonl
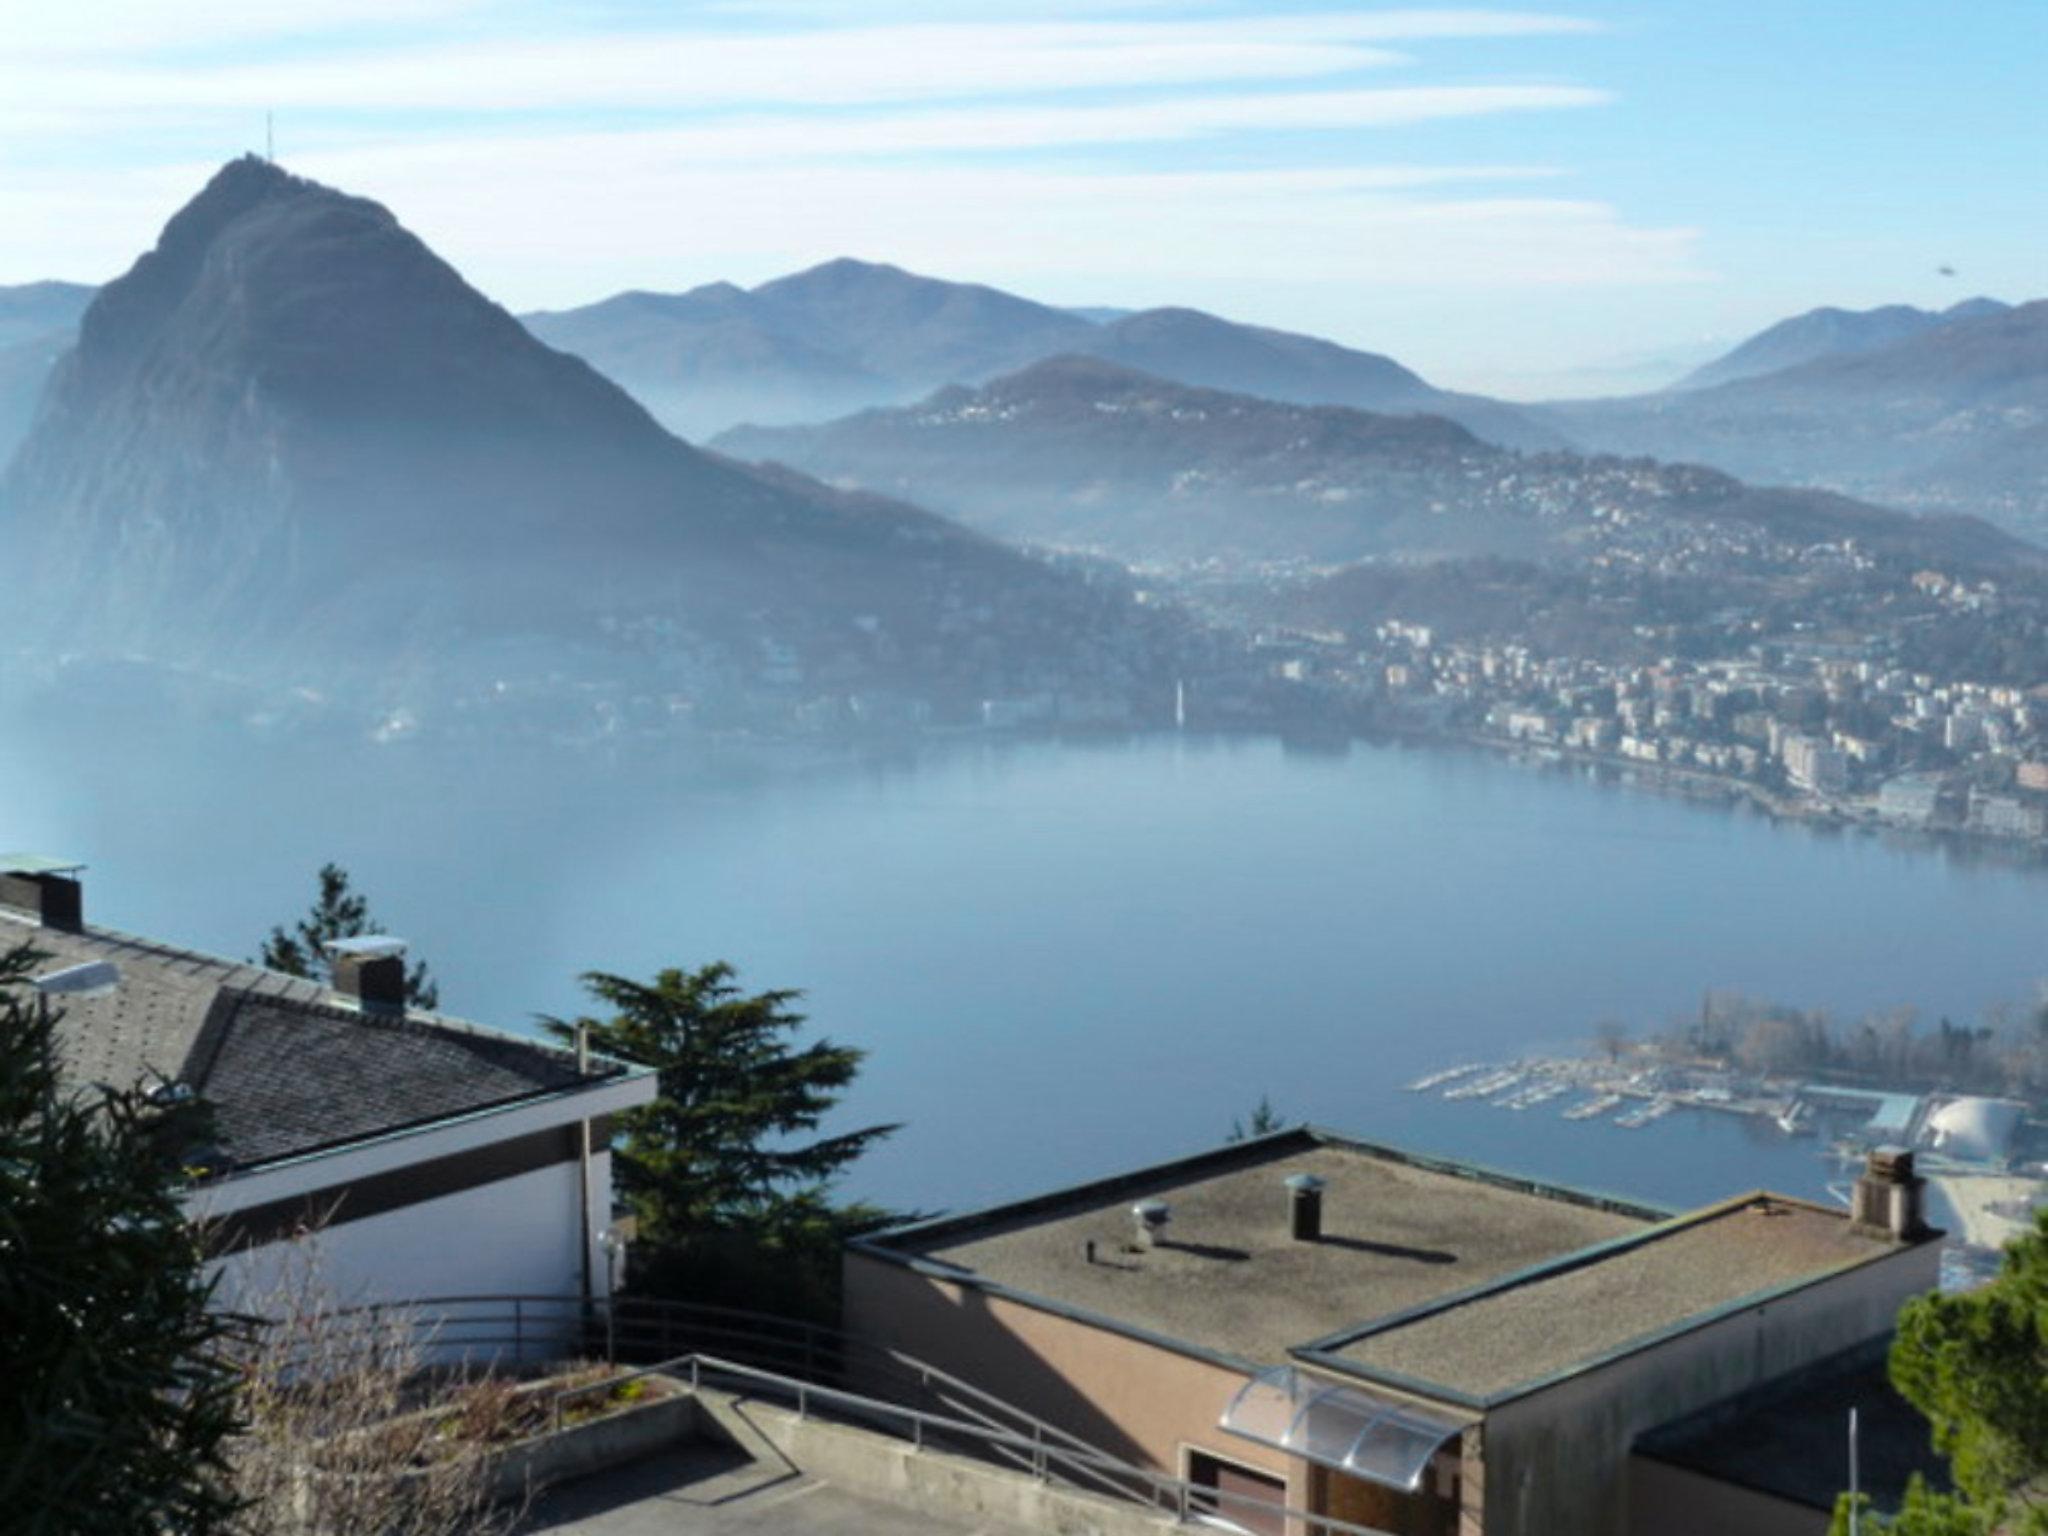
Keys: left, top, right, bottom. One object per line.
{"left": 1542, "top": 300, "right": 2048, "bottom": 534}
{"left": 0, "top": 281, "right": 96, "bottom": 466}
{"left": 715, "top": 354, "right": 2029, "bottom": 573}
{"left": 524, "top": 258, "right": 1556, "bottom": 449}
{"left": 1674, "top": 297, "right": 2009, "bottom": 391}
{"left": 0, "top": 159, "right": 1170, "bottom": 710}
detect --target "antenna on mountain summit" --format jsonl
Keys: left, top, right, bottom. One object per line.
{"left": 265, "top": 112, "right": 275, "bottom": 163}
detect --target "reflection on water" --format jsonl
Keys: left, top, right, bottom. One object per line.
{"left": 4, "top": 707, "right": 2045, "bottom": 1213}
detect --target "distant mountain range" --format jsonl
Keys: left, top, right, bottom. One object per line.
{"left": 1672, "top": 297, "right": 2010, "bottom": 391}
{"left": 0, "top": 281, "right": 96, "bottom": 464}
{"left": 715, "top": 354, "right": 2029, "bottom": 573}
{"left": 523, "top": 259, "right": 1559, "bottom": 450}
{"left": 1540, "top": 300, "right": 2048, "bottom": 533}
{"left": 0, "top": 159, "right": 1166, "bottom": 706}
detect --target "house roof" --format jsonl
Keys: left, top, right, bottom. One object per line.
{"left": 3, "top": 906, "right": 636, "bottom": 1174}
{"left": 1315, "top": 1194, "right": 1913, "bottom": 1402}
{"left": 861, "top": 1128, "right": 1661, "bottom": 1370}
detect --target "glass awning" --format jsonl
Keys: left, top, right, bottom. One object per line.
{"left": 1219, "top": 1366, "right": 1467, "bottom": 1492}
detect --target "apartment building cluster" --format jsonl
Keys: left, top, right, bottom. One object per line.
{"left": 1309, "top": 619, "right": 2048, "bottom": 842}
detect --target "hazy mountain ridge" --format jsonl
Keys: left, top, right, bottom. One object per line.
{"left": 0, "top": 281, "right": 97, "bottom": 466}
{"left": 0, "top": 158, "right": 1173, "bottom": 711}
{"left": 1673, "top": 297, "right": 2009, "bottom": 391}
{"left": 522, "top": 258, "right": 1558, "bottom": 449}
{"left": 714, "top": 354, "right": 2029, "bottom": 572}
{"left": 1542, "top": 299, "right": 2048, "bottom": 533}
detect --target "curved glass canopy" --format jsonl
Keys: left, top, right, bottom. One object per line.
{"left": 1219, "top": 1365, "right": 1467, "bottom": 1492}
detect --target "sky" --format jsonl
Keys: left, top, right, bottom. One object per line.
{"left": 0, "top": 0, "right": 2041, "bottom": 397}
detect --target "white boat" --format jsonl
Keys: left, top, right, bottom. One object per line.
{"left": 1616, "top": 1097, "right": 1674, "bottom": 1130}
{"left": 1405, "top": 1064, "right": 1483, "bottom": 1093}
{"left": 1563, "top": 1093, "right": 1623, "bottom": 1121}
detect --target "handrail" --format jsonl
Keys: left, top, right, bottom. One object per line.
{"left": 310, "top": 1292, "right": 1137, "bottom": 1484}
{"left": 288, "top": 1294, "right": 1403, "bottom": 1536}
{"left": 545, "top": 1350, "right": 1399, "bottom": 1536}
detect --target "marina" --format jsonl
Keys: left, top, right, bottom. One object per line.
{"left": 1413, "top": 1048, "right": 2046, "bottom": 1280}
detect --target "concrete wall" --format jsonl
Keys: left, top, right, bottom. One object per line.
{"left": 1627, "top": 1456, "right": 1827, "bottom": 1536}
{"left": 843, "top": 1252, "right": 1306, "bottom": 1508}
{"left": 1478, "top": 1242, "right": 1938, "bottom": 1536}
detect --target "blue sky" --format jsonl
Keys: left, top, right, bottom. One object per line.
{"left": 2, "top": 1, "right": 2040, "bottom": 396}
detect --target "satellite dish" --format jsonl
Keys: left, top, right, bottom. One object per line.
{"left": 323, "top": 935, "right": 408, "bottom": 960}
{"left": 32, "top": 960, "right": 121, "bottom": 998}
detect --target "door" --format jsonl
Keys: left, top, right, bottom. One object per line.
{"left": 1188, "top": 1449, "right": 1288, "bottom": 1536}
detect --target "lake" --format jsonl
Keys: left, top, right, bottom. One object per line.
{"left": 6, "top": 718, "right": 2044, "bottom": 1217}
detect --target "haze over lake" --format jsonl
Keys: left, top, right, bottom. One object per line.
{"left": 8, "top": 718, "right": 2045, "bottom": 1214}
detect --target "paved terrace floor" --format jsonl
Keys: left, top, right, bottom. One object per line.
{"left": 521, "top": 1444, "right": 1034, "bottom": 1536}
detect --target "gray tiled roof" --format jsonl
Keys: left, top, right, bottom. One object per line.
{"left": 3, "top": 908, "right": 622, "bottom": 1172}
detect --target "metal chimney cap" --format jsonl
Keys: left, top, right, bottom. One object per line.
{"left": 1132, "top": 1199, "right": 1171, "bottom": 1225}
{"left": 32, "top": 960, "right": 121, "bottom": 998}
{"left": 324, "top": 935, "right": 408, "bottom": 960}
{"left": 1284, "top": 1173, "right": 1326, "bottom": 1193}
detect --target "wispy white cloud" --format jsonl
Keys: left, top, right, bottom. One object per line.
{"left": 2, "top": 20, "right": 1416, "bottom": 113}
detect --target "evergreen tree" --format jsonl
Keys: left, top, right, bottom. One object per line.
{"left": 544, "top": 962, "right": 906, "bottom": 1319}
{"left": 1833, "top": 1208, "right": 2048, "bottom": 1534}
{"left": 0, "top": 944, "right": 243, "bottom": 1534}
{"left": 260, "top": 862, "right": 439, "bottom": 1010}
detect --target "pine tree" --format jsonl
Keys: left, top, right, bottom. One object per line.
{"left": 0, "top": 944, "right": 244, "bottom": 1534}
{"left": 1833, "top": 1207, "right": 2048, "bottom": 1534}
{"left": 260, "top": 862, "right": 439, "bottom": 1010}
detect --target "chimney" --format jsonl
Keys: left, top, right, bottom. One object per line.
{"left": 0, "top": 857, "right": 84, "bottom": 932}
{"left": 1850, "top": 1147, "right": 1927, "bottom": 1241}
{"left": 324, "top": 936, "right": 409, "bottom": 1015}
{"left": 1286, "top": 1172, "right": 1325, "bottom": 1241}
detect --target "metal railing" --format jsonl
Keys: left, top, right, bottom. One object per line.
{"left": 543, "top": 1348, "right": 1400, "bottom": 1536}
{"left": 298, "top": 1293, "right": 1402, "bottom": 1536}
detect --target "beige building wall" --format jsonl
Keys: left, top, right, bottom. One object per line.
{"left": 1478, "top": 1242, "right": 1937, "bottom": 1536}
{"left": 1627, "top": 1456, "right": 1828, "bottom": 1536}
{"left": 843, "top": 1252, "right": 1307, "bottom": 1508}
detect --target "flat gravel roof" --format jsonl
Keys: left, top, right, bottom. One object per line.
{"left": 1333, "top": 1196, "right": 1897, "bottom": 1399}
{"left": 888, "top": 1132, "right": 1653, "bottom": 1367}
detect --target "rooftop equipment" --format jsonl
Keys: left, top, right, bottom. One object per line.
{"left": 324, "top": 935, "right": 409, "bottom": 1015}
{"left": 1286, "top": 1172, "right": 1326, "bottom": 1241}
{"left": 1131, "top": 1199, "right": 1171, "bottom": 1251}
{"left": 0, "top": 853, "right": 85, "bottom": 932}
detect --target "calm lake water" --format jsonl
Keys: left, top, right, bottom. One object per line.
{"left": 6, "top": 720, "right": 2045, "bottom": 1217}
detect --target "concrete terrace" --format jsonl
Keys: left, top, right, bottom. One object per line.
{"left": 882, "top": 1129, "right": 1661, "bottom": 1365}
{"left": 1322, "top": 1194, "right": 1903, "bottom": 1400}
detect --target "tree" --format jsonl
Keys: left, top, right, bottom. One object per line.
{"left": 1592, "top": 1019, "right": 1631, "bottom": 1064}
{"left": 227, "top": 1231, "right": 518, "bottom": 1536}
{"left": 1832, "top": 1207, "right": 2048, "bottom": 1534}
{"left": 0, "top": 943, "right": 244, "bottom": 1535}
{"left": 543, "top": 962, "right": 904, "bottom": 1320}
{"left": 1227, "top": 1094, "right": 1285, "bottom": 1141}
{"left": 261, "top": 862, "right": 439, "bottom": 1010}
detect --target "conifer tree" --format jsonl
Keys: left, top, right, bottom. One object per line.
{"left": 260, "top": 861, "right": 439, "bottom": 1010}
{"left": 0, "top": 944, "right": 243, "bottom": 1534}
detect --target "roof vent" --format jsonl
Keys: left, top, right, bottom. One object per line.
{"left": 325, "top": 935, "right": 408, "bottom": 1016}
{"left": 1132, "top": 1199, "right": 1171, "bottom": 1251}
{"left": 0, "top": 854, "right": 85, "bottom": 932}
{"left": 1285, "top": 1172, "right": 1326, "bottom": 1242}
